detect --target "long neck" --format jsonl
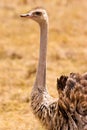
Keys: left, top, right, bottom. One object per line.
{"left": 34, "top": 21, "right": 48, "bottom": 91}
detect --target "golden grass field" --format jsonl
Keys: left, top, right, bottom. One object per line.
{"left": 0, "top": 0, "right": 87, "bottom": 130}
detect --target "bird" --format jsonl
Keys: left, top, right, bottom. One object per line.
{"left": 20, "top": 7, "right": 87, "bottom": 130}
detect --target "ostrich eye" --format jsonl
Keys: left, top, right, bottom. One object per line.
{"left": 35, "top": 11, "right": 42, "bottom": 16}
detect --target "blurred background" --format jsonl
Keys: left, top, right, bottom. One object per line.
{"left": 0, "top": 0, "right": 87, "bottom": 130}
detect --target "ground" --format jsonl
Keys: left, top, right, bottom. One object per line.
{"left": 0, "top": 0, "right": 87, "bottom": 130}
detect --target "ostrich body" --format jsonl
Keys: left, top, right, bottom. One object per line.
{"left": 20, "top": 8, "right": 87, "bottom": 130}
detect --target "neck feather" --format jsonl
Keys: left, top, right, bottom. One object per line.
{"left": 34, "top": 21, "right": 48, "bottom": 91}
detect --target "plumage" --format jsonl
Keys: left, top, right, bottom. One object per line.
{"left": 20, "top": 8, "right": 87, "bottom": 130}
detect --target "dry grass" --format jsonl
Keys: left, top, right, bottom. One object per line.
{"left": 0, "top": 0, "right": 87, "bottom": 130}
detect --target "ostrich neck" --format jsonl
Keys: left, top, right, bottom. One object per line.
{"left": 34, "top": 22, "right": 48, "bottom": 91}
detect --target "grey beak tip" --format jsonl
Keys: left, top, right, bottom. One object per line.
{"left": 20, "top": 15, "right": 22, "bottom": 17}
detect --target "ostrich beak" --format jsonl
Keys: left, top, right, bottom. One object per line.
{"left": 20, "top": 13, "right": 32, "bottom": 18}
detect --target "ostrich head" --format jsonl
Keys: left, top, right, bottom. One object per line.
{"left": 20, "top": 7, "right": 48, "bottom": 25}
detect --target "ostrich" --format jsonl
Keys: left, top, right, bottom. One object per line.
{"left": 20, "top": 7, "right": 87, "bottom": 130}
